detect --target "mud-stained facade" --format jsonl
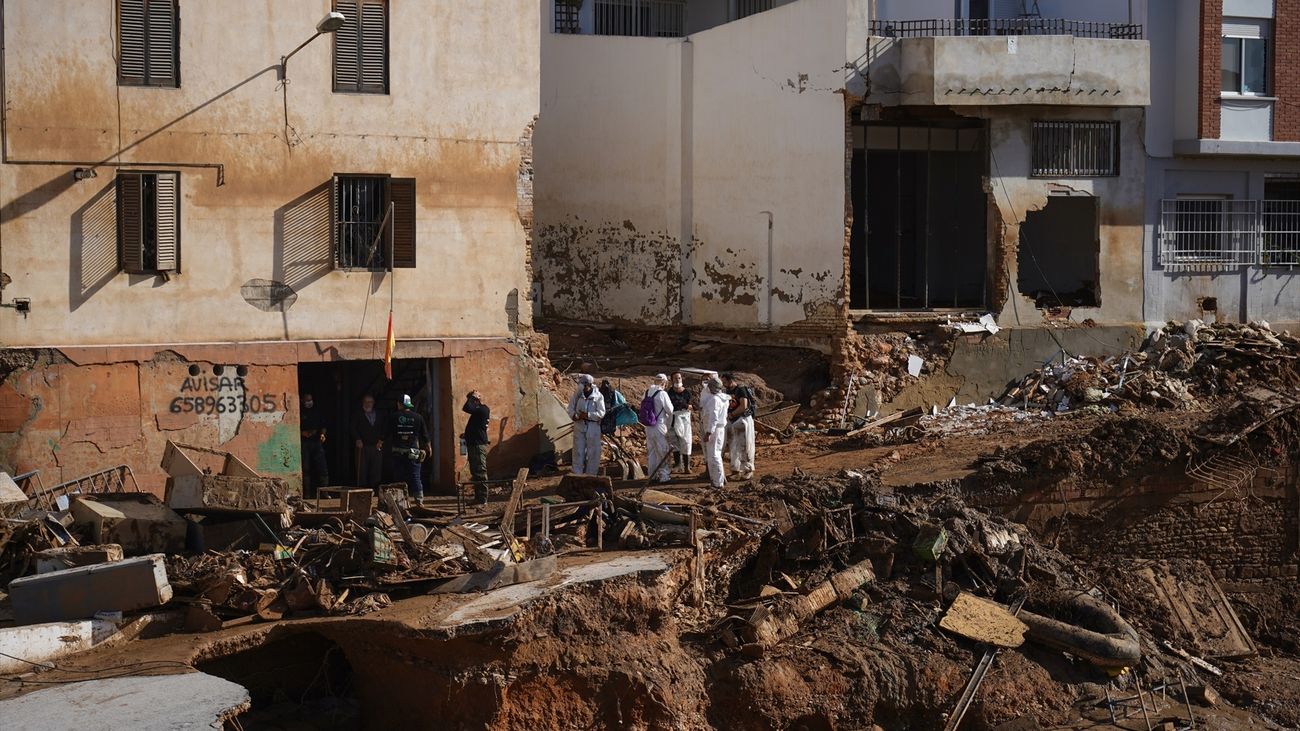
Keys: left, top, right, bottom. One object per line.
{"left": 535, "top": 0, "right": 861, "bottom": 336}
{"left": 0, "top": 0, "right": 548, "bottom": 491}
{"left": 536, "top": 0, "right": 1154, "bottom": 348}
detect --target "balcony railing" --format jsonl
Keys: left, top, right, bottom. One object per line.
{"left": 592, "top": 0, "right": 687, "bottom": 38}
{"left": 869, "top": 18, "right": 1143, "bottom": 40}
{"left": 1159, "top": 199, "right": 1300, "bottom": 272}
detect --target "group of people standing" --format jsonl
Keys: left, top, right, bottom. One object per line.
{"left": 568, "top": 371, "right": 756, "bottom": 488}
{"left": 299, "top": 392, "right": 432, "bottom": 502}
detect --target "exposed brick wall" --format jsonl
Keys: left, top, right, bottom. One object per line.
{"left": 1275, "top": 0, "right": 1300, "bottom": 141}
{"left": 1198, "top": 0, "right": 1223, "bottom": 140}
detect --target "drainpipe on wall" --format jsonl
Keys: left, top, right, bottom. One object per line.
{"left": 761, "top": 211, "right": 774, "bottom": 329}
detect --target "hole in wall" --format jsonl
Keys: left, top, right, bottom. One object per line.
{"left": 188, "top": 364, "right": 202, "bottom": 377}
{"left": 1018, "top": 195, "right": 1100, "bottom": 309}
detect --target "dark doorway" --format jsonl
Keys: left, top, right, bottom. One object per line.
{"left": 1017, "top": 195, "right": 1100, "bottom": 308}
{"left": 852, "top": 119, "right": 987, "bottom": 310}
{"left": 296, "top": 358, "right": 446, "bottom": 493}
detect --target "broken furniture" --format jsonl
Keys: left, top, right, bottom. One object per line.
{"left": 70, "top": 493, "right": 187, "bottom": 555}
{"left": 33, "top": 544, "right": 124, "bottom": 574}
{"left": 8, "top": 553, "right": 174, "bottom": 624}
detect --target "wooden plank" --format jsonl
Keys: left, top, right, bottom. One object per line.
{"left": 498, "top": 467, "right": 529, "bottom": 538}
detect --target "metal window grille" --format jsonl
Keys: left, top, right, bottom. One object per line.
{"left": 554, "top": 0, "right": 582, "bottom": 33}
{"left": 868, "top": 18, "right": 1142, "bottom": 39}
{"left": 1031, "top": 121, "right": 1120, "bottom": 177}
{"left": 1158, "top": 199, "right": 1258, "bottom": 272}
{"left": 593, "top": 0, "right": 686, "bottom": 37}
{"left": 735, "top": 0, "right": 774, "bottom": 20}
{"left": 336, "top": 176, "right": 390, "bottom": 269}
{"left": 1262, "top": 200, "right": 1300, "bottom": 267}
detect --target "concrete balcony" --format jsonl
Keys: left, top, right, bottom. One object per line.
{"left": 865, "top": 21, "right": 1150, "bottom": 108}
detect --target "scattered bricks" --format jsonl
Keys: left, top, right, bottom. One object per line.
{"left": 33, "top": 544, "right": 124, "bottom": 574}
{"left": 167, "top": 474, "right": 291, "bottom": 516}
{"left": 8, "top": 554, "right": 173, "bottom": 625}
{"left": 70, "top": 494, "right": 187, "bottom": 556}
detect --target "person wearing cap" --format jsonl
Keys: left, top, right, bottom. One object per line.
{"left": 722, "top": 372, "right": 756, "bottom": 480}
{"left": 388, "top": 394, "right": 430, "bottom": 502}
{"left": 667, "top": 372, "right": 695, "bottom": 473}
{"left": 699, "top": 376, "right": 731, "bottom": 489}
{"left": 642, "top": 374, "right": 675, "bottom": 483}
{"left": 568, "top": 374, "right": 606, "bottom": 475}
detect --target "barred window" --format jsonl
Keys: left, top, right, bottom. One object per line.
{"left": 332, "top": 175, "right": 416, "bottom": 269}
{"left": 1030, "top": 121, "right": 1119, "bottom": 177}
{"left": 555, "top": 0, "right": 582, "bottom": 33}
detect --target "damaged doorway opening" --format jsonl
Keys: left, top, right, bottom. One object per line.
{"left": 297, "top": 358, "right": 451, "bottom": 495}
{"left": 1017, "top": 195, "right": 1100, "bottom": 308}
{"left": 851, "top": 117, "right": 987, "bottom": 310}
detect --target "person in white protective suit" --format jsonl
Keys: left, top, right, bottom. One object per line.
{"left": 568, "top": 374, "right": 606, "bottom": 475}
{"left": 699, "top": 377, "right": 731, "bottom": 489}
{"left": 642, "top": 374, "right": 675, "bottom": 483}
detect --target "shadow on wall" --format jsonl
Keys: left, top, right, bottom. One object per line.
{"left": 240, "top": 182, "right": 334, "bottom": 314}
{"left": 68, "top": 180, "right": 118, "bottom": 312}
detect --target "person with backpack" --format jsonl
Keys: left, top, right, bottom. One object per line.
{"left": 699, "top": 377, "right": 731, "bottom": 489}
{"left": 568, "top": 374, "right": 606, "bottom": 475}
{"left": 640, "top": 373, "right": 675, "bottom": 483}
{"left": 722, "top": 372, "right": 756, "bottom": 480}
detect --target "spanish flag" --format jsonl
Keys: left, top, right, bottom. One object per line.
{"left": 383, "top": 312, "right": 395, "bottom": 381}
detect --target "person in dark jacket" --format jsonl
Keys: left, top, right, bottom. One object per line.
{"left": 350, "top": 394, "right": 384, "bottom": 488}
{"left": 300, "top": 392, "right": 329, "bottom": 496}
{"left": 388, "top": 394, "right": 429, "bottom": 502}
{"left": 462, "top": 390, "right": 491, "bottom": 506}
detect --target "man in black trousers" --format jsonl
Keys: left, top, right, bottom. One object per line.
{"left": 462, "top": 390, "right": 491, "bottom": 506}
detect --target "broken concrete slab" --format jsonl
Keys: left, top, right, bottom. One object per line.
{"left": 167, "top": 474, "right": 291, "bottom": 516}
{"left": 0, "top": 672, "right": 250, "bottom": 730}
{"left": 432, "top": 555, "right": 559, "bottom": 594}
{"left": 34, "top": 544, "right": 124, "bottom": 574}
{"left": 8, "top": 554, "right": 174, "bottom": 625}
{"left": 70, "top": 494, "right": 187, "bottom": 555}
{"left": 0, "top": 619, "right": 121, "bottom": 673}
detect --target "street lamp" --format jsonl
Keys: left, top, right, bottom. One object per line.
{"left": 279, "top": 11, "right": 346, "bottom": 80}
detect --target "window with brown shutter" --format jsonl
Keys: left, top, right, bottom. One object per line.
{"left": 118, "top": 0, "right": 179, "bottom": 87}
{"left": 332, "top": 175, "right": 415, "bottom": 270}
{"left": 117, "top": 171, "right": 181, "bottom": 274}
{"left": 333, "top": 0, "right": 388, "bottom": 94}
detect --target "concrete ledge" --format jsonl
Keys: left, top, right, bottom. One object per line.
{"left": 1173, "top": 138, "right": 1300, "bottom": 158}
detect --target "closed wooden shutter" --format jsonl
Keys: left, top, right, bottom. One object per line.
{"left": 333, "top": 0, "right": 387, "bottom": 93}
{"left": 119, "top": 0, "right": 147, "bottom": 84}
{"left": 117, "top": 173, "right": 145, "bottom": 273}
{"left": 359, "top": 1, "right": 388, "bottom": 93}
{"left": 145, "top": 0, "right": 178, "bottom": 87}
{"left": 333, "top": 2, "right": 360, "bottom": 92}
{"left": 154, "top": 173, "right": 179, "bottom": 272}
{"left": 330, "top": 175, "right": 342, "bottom": 268}
{"left": 390, "top": 178, "right": 417, "bottom": 268}
{"left": 118, "top": 0, "right": 178, "bottom": 86}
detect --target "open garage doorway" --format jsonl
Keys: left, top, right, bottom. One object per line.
{"left": 296, "top": 358, "right": 451, "bottom": 495}
{"left": 851, "top": 118, "right": 988, "bottom": 310}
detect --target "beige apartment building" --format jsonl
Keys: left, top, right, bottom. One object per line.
{"left": 0, "top": 0, "right": 551, "bottom": 494}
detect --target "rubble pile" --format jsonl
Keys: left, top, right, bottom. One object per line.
{"left": 1001, "top": 320, "right": 1299, "bottom": 413}
{"left": 803, "top": 329, "right": 955, "bottom": 430}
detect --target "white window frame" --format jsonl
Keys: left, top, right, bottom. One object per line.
{"left": 1221, "top": 18, "right": 1271, "bottom": 97}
